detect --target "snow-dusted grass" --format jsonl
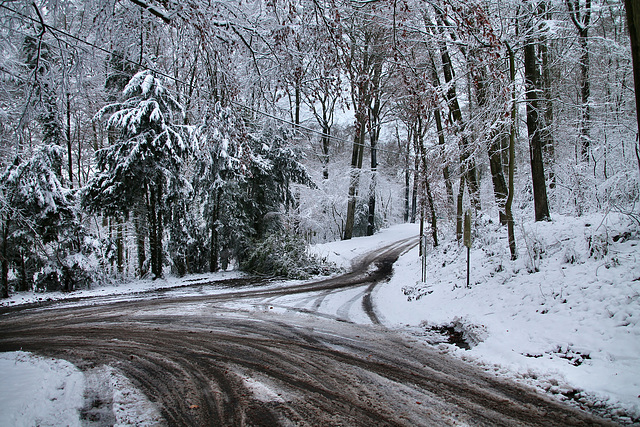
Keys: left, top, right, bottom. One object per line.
{"left": 376, "top": 213, "right": 640, "bottom": 422}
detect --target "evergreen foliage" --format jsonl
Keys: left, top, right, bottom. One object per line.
{"left": 84, "top": 70, "right": 191, "bottom": 278}
{"left": 0, "top": 144, "right": 96, "bottom": 293}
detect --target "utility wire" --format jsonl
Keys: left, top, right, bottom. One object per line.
{"left": 0, "top": 2, "right": 420, "bottom": 158}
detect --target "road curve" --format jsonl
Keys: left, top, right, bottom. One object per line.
{"left": 0, "top": 238, "right": 613, "bottom": 426}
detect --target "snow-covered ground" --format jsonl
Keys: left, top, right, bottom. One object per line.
{"left": 0, "top": 352, "right": 84, "bottom": 427}
{"left": 372, "top": 213, "right": 640, "bottom": 423}
{"left": 1, "top": 212, "right": 639, "bottom": 424}
{"left": 0, "top": 270, "right": 245, "bottom": 307}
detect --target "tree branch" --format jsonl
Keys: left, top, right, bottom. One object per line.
{"left": 128, "top": 0, "right": 171, "bottom": 24}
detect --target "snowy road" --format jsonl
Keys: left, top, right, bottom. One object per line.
{"left": 0, "top": 238, "right": 613, "bottom": 426}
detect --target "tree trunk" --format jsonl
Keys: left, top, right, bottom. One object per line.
{"left": 411, "top": 154, "right": 419, "bottom": 224}
{"left": 153, "top": 176, "right": 164, "bottom": 278}
{"left": 147, "top": 185, "right": 158, "bottom": 278}
{"left": 135, "top": 209, "right": 147, "bottom": 278}
{"left": 321, "top": 121, "right": 330, "bottom": 180}
{"left": 416, "top": 117, "right": 438, "bottom": 247}
{"left": 210, "top": 227, "right": 218, "bottom": 272}
{"left": 456, "top": 175, "right": 466, "bottom": 242}
{"left": 578, "top": 30, "right": 590, "bottom": 162}
{"left": 539, "top": 1, "right": 556, "bottom": 184}
{"left": 435, "top": 12, "right": 481, "bottom": 213}
{"left": 400, "top": 124, "right": 411, "bottom": 223}
{"left": 428, "top": 53, "right": 455, "bottom": 212}
{"left": 343, "top": 111, "right": 366, "bottom": 240}
{"left": 367, "top": 116, "right": 380, "bottom": 236}
{"left": 66, "top": 92, "right": 73, "bottom": 187}
{"left": 1, "top": 221, "right": 9, "bottom": 298}
{"left": 294, "top": 73, "right": 301, "bottom": 127}
{"left": 434, "top": 108, "right": 455, "bottom": 212}
{"left": 18, "top": 251, "right": 28, "bottom": 292}
{"left": 210, "top": 188, "right": 221, "bottom": 272}
{"left": 624, "top": 0, "right": 640, "bottom": 180}
{"left": 116, "top": 216, "right": 124, "bottom": 274}
{"left": 367, "top": 172, "right": 376, "bottom": 236}
{"left": 506, "top": 43, "right": 518, "bottom": 260}
{"left": 567, "top": 0, "right": 591, "bottom": 162}
{"left": 475, "top": 63, "right": 508, "bottom": 224}
{"left": 488, "top": 137, "right": 509, "bottom": 225}
{"left": 404, "top": 165, "right": 410, "bottom": 223}
{"left": 147, "top": 177, "right": 164, "bottom": 280}
{"left": 524, "top": 12, "right": 551, "bottom": 222}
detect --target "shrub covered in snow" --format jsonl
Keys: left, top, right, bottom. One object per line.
{"left": 241, "top": 232, "right": 336, "bottom": 279}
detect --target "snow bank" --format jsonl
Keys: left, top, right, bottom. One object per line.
{"left": 0, "top": 270, "right": 244, "bottom": 308}
{"left": 311, "top": 223, "right": 419, "bottom": 269}
{"left": 0, "top": 352, "right": 84, "bottom": 427}
{"left": 0, "top": 353, "right": 164, "bottom": 427}
{"left": 376, "top": 213, "right": 640, "bottom": 422}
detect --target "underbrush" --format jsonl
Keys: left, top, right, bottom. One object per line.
{"left": 241, "top": 232, "right": 338, "bottom": 279}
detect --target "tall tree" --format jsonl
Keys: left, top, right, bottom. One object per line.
{"left": 342, "top": 12, "right": 386, "bottom": 240}
{"left": 0, "top": 144, "right": 84, "bottom": 295}
{"left": 624, "top": 0, "right": 640, "bottom": 178}
{"left": 432, "top": 8, "right": 482, "bottom": 240}
{"left": 523, "top": 0, "right": 551, "bottom": 221}
{"left": 84, "top": 71, "right": 189, "bottom": 278}
{"left": 567, "top": 0, "right": 592, "bottom": 162}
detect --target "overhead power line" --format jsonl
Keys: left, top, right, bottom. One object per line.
{"left": 0, "top": 2, "right": 417, "bottom": 158}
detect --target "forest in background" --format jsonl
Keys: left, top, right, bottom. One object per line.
{"left": 0, "top": 0, "right": 638, "bottom": 297}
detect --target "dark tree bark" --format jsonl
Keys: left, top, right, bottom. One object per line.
{"left": 116, "top": 217, "right": 124, "bottom": 274}
{"left": 209, "top": 188, "right": 221, "bottom": 272}
{"left": 416, "top": 116, "right": 438, "bottom": 247}
{"left": 524, "top": 9, "right": 551, "bottom": 222}
{"left": 343, "top": 29, "right": 369, "bottom": 241}
{"left": 433, "top": 107, "right": 455, "bottom": 212}
{"left": 344, "top": 110, "right": 366, "bottom": 240}
{"left": 321, "top": 123, "right": 331, "bottom": 180}
{"left": 624, "top": 0, "right": 640, "bottom": 168}
{"left": 1, "top": 222, "right": 9, "bottom": 298}
{"left": 367, "top": 131, "right": 378, "bottom": 236}
{"left": 435, "top": 12, "right": 481, "bottom": 213}
{"left": 367, "top": 69, "right": 382, "bottom": 236}
{"left": 506, "top": 43, "right": 518, "bottom": 260}
{"left": 66, "top": 92, "right": 73, "bottom": 187}
{"left": 428, "top": 54, "right": 455, "bottom": 212}
{"left": 475, "top": 63, "right": 508, "bottom": 224}
{"left": 146, "top": 176, "right": 164, "bottom": 279}
{"left": 135, "top": 213, "right": 146, "bottom": 278}
{"left": 411, "top": 151, "right": 419, "bottom": 224}
{"left": 147, "top": 184, "right": 158, "bottom": 278}
{"left": 154, "top": 177, "right": 164, "bottom": 279}
{"left": 400, "top": 125, "right": 411, "bottom": 223}
{"left": 456, "top": 175, "right": 466, "bottom": 242}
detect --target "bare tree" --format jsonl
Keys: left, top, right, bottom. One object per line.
{"left": 567, "top": 0, "right": 592, "bottom": 162}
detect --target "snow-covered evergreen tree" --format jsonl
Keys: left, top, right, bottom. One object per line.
{"left": 191, "top": 103, "right": 249, "bottom": 273}
{"left": 84, "top": 70, "right": 190, "bottom": 279}
{"left": 0, "top": 144, "right": 94, "bottom": 295}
